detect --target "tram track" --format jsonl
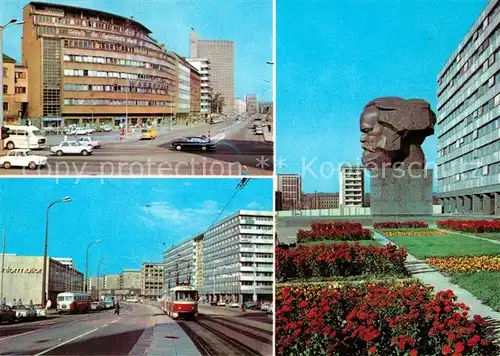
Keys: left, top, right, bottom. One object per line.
{"left": 178, "top": 313, "right": 270, "bottom": 356}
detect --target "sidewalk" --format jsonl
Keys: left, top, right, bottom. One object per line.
{"left": 129, "top": 303, "right": 200, "bottom": 356}
{"left": 374, "top": 231, "right": 500, "bottom": 343}
{"left": 263, "top": 127, "right": 273, "bottom": 143}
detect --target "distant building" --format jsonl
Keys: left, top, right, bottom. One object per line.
{"left": 190, "top": 31, "right": 234, "bottom": 114}
{"left": 275, "top": 191, "right": 283, "bottom": 211}
{"left": 52, "top": 257, "right": 73, "bottom": 267}
{"left": 141, "top": 263, "right": 164, "bottom": 300}
{"left": 245, "top": 94, "right": 258, "bottom": 114}
{"left": 363, "top": 193, "right": 371, "bottom": 207}
{"left": 119, "top": 270, "right": 141, "bottom": 290}
{"left": 86, "top": 277, "right": 104, "bottom": 299}
{"left": 188, "top": 58, "right": 211, "bottom": 117}
{"left": 2, "top": 53, "right": 28, "bottom": 125}
{"left": 103, "top": 274, "right": 120, "bottom": 290}
{"left": 163, "top": 236, "right": 196, "bottom": 291}
{"left": 339, "top": 165, "right": 365, "bottom": 207}
{"left": 301, "top": 192, "right": 339, "bottom": 209}
{"left": 234, "top": 97, "right": 247, "bottom": 114}
{"left": 277, "top": 174, "right": 302, "bottom": 210}
{"left": 436, "top": 1, "right": 500, "bottom": 215}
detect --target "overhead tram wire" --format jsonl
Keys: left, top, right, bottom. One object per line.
{"left": 209, "top": 178, "right": 251, "bottom": 227}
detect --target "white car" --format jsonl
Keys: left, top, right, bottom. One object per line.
{"left": 33, "top": 304, "right": 46, "bottom": 318}
{"left": 50, "top": 141, "right": 93, "bottom": 156}
{"left": 101, "top": 125, "right": 112, "bottom": 132}
{"left": 230, "top": 302, "right": 239, "bottom": 308}
{"left": 216, "top": 300, "right": 226, "bottom": 307}
{"left": 75, "top": 127, "right": 94, "bottom": 135}
{"left": 255, "top": 127, "right": 264, "bottom": 135}
{"left": 91, "top": 302, "right": 100, "bottom": 311}
{"left": 77, "top": 136, "right": 102, "bottom": 148}
{"left": 0, "top": 149, "right": 47, "bottom": 170}
{"left": 12, "top": 305, "right": 37, "bottom": 320}
{"left": 260, "top": 302, "right": 271, "bottom": 311}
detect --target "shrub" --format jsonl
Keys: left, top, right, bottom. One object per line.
{"left": 437, "top": 220, "right": 500, "bottom": 233}
{"left": 276, "top": 283, "right": 497, "bottom": 355}
{"left": 374, "top": 221, "right": 429, "bottom": 229}
{"left": 297, "top": 228, "right": 373, "bottom": 243}
{"left": 381, "top": 229, "right": 449, "bottom": 237}
{"left": 311, "top": 221, "right": 363, "bottom": 231}
{"left": 276, "top": 243, "right": 408, "bottom": 282}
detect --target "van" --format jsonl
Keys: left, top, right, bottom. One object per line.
{"left": 141, "top": 127, "right": 156, "bottom": 140}
{"left": 4, "top": 125, "right": 47, "bottom": 150}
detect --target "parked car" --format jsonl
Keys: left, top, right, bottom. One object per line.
{"left": 216, "top": 300, "right": 226, "bottom": 307}
{"left": 77, "top": 136, "right": 102, "bottom": 148}
{"left": 141, "top": 127, "right": 156, "bottom": 140}
{"left": 12, "top": 305, "right": 37, "bottom": 321}
{"left": 266, "top": 303, "right": 273, "bottom": 315}
{"left": 260, "top": 302, "right": 271, "bottom": 311}
{"left": 101, "top": 125, "right": 113, "bottom": 132}
{"left": 0, "top": 149, "right": 47, "bottom": 170}
{"left": 51, "top": 141, "right": 93, "bottom": 156}
{"left": 76, "top": 127, "right": 95, "bottom": 135}
{"left": 0, "top": 305, "right": 17, "bottom": 323}
{"left": 230, "top": 302, "right": 239, "bottom": 308}
{"left": 255, "top": 127, "right": 264, "bottom": 135}
{"left": 170, "top": 136, "right": 216, "bottom": 152}
{"left": 33, "top": 304, "right": 46, "bottom": 318}
{"left": 91, "top": 302, "right": 100, "bottom": 311}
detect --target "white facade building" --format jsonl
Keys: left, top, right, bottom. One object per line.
{"left": 188, "top": 58, "right": 211, "bottom": 116}
{"left": 162, "top": 235, "right": 196, "bottom": 291}
{"left": 234, "top": 97, "right": 247, "bottom": 115}
{"left": 177, "top": 62, "right": 191, "bottom": 115}
{"left": 339, "top": 165, "right": 365, "bottom": 207}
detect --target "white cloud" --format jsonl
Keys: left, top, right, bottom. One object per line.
{"left": 140, "top": 200, "right": 220, "bottom": 228}
{"left": 246, "top": 201, "right": 261, "bottom": 209}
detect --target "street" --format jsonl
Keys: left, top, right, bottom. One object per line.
{"left": 0, "top": 303, "right": 272, "bottom": 355}
{"left": 0, "top": 119, "right": 273, "bottom": 176}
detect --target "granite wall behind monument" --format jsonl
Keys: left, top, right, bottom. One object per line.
{"left": 370, "top": 169, "right": 433, "bottom": 216}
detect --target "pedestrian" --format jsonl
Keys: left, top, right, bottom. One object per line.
{"left": 18, "top": 299, "right": 22, "bottom": 306}
{"left": 29, "top": 300, "right": 34, "bottom": 309}
{"left": 46, "top": 298, "right": 52, "bottom": 311}
{"left": 12, "top": 298, "right": 16, "bottom": 306}
{"left": 114, "top": 301, "right": 120, "bottom": 315}
{"left": 242, "top": 165, "right": 249, "bottom": 176}
{"left": 241, "top": 303, "right": 246, "bottom": 312}
{"left": 1, "top": 297, "right": 6, "bottom": 306}
{"left": 120, "top": 128, "right": 124, "bottom": 141}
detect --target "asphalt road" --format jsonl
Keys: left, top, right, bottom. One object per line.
{"left": 0, "top": 303, "right": 155, "bottom": 355}
{"left": 0, "top": 120, "right": 273, "bottom": 176}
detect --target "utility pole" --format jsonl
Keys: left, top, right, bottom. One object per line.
{"left": 0, "top": 230, "right": 5, "bottom": 302}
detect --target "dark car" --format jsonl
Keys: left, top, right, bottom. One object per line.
{"left": 0, "top": 305, "right": 16, "bottom": 323}
{"left": 170, "top": 136, "right": 216, "bottom": 152}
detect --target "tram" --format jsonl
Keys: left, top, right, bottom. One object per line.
{"left": 56, "top": 292, "right": 92, "bottom": 314}
{"left": 161, "top": 285, "right": 198, "bottom": 320}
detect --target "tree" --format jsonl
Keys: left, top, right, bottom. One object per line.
{"left": 210, "top": 92, "right": 225, "bottom": 114}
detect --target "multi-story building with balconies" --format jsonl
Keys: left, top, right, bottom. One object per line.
{"left": 203, "top": 210, "right": 273, "bottom": 304}
{"left": 141, "top": 262, "right": 164, "bottom": 300}
{"left": 22, "top": 2, "right": 177, "bottom": 128}
{"left": 437, "top": 1, "right": 500, "bottom": 215}
{"left": 339, "top": 165, "right": 365, "bottom": 207}
{"left": 119, "top": 269, "right": 141, "bottom": 290}
{"left": 301, "top": 192, "right": 339, "bottom": 209}
{"left": 277, "top": 174, "right": 302, "bottom": 210}
{"left": 187, "top": 58, "right": 211, "bottom": 117}
{"left": 245, "top": 94, "right": 258, "bottom": 114}
{"left": 162, "top": 236, "right": 196, "bottom": 292}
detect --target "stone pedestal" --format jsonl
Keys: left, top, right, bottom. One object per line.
{"left": 370, "top": 169, "right": 433, "bottom": 217}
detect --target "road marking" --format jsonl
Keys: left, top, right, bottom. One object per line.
{"left": 110, "top": 319, "right": 118, "bottom": 324}
{"left": 0, "top": 329, "right": 42, "bottom": 342}
{"left": 34, "top": 327, "right": 99, "bottom": 356}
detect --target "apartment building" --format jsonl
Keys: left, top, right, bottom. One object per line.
{"left": 102, "top": 274, "right": 120, "bottom": 290}
{"left": 2, "top": 53, "right": 28, "bottom": 124}
{"left": 301, "top": 192, "right": 339, "bottom": 209}
{"left": 234, "top": 97, "right": 246, "bottom": 115}
{"left": 203, "top": 211, "right": 273, "bottom": 303}
{"left": 339, "top": 165, "right": 365, "bottom": 207}
{"left": 277, "top": 174, "right": 302, "bottom": 210}
{"left": 188, "top": 58, "right": 211, "bottom": 117}
{"left": 22, "top": 2, "right": 177, "bottom": 127}
{"left": 245, "top": 94, "right": 258, "bottom": 114}
{"left": 162, "top": 237, "right": 195, "bottom": 292}
{"left": 141, "top": 263, "right": 164, "bottom": 300}
{"left": 189, "top": 31, "right": 234, "bottom": 114}
{"left": 437, "top": 1, "right": 500, "bottom": 215}
{"left": 119, "top": 270, "right": 141, "bottom": 289}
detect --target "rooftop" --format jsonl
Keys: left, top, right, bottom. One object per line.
{"left": 2, "top": 53, "right": 16, "bottom": 63}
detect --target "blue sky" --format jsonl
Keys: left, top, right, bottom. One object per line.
{"left": 0, "top": 178, "right": 272, "bottom": 277}
{"left": 1, "top": 0, "right": 272, "bottom": 100}
{"left": 277, "top": 0, "right": 488, "bottom": 193}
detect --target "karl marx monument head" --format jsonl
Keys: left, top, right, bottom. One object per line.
{"left": 360, "top": 97, "right": 436, "bottom": 169}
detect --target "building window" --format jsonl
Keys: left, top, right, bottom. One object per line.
{"left": 2, "top": 68, "right": 7, "bottom": 78}
{"left": 2, "top": 85, "right": 7, "bottom": 94}
{"left": 3, "top": 102, "right": 8, "bottom": 111}
{"left": 15, "top": 87, "right": 26, "bottom": 94}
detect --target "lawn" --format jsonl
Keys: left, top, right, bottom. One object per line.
{"left": 382, "top": 233, "right": 500, "bottom": 258}
{"left": 298, "top": 240, "right": 381, "bottom": 247}
{"left": 448, "top": 271, "right": 500, "bottom": 312}
{"left": 469, "top": 232, "right": 500, "bottom": 241}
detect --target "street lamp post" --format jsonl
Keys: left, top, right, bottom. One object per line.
{"left": 0, "top": 19, "right": 25, "bottom": 153}
{"left": 85, "top": 240, "right": 101, "bottom": 292}
{"left": 41, "top": 197, "right": 71, "bottom": 307}
{"left": 97, "top": 257, "right": 108, "bottom": 300}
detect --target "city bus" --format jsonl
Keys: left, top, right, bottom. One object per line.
{"left": 103, "top": 295, "right": 115, "bottom": 309}
{"left": 161, "top": 285, "right": 198, "bottom": 320}
{"left": 56, "top": 292, "right": 92, "bottom": 314}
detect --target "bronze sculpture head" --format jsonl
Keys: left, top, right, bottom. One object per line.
{"left": 360, "top": 97, "right": 436, "bottom": 169}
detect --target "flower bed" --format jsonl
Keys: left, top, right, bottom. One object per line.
{"left": 298, "top": 228, "right": 373, "bottom": 243}
{"left": 374, "top": 221, "right": 429, "bottom": 229}
{"left": 311, "top": 221, "right": 363, "bottom": 231}
{"left": 381, "top": 229, "right": 449, "bottom": 237}
{"left": 426, "top": 256, "right": 500, "bottom": 272}
{"left": 437, "top": 220, "right": 500, "bottom": 233}
{"left": 276, "top": 243, "right": 407, "bottom": 282}
{"left": 276, "top": 283, "right": 497, "bottom": 355}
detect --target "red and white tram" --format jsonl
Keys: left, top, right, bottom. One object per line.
{"left": 56, "top": 292, "right": 92, "bottom": 314}
{"left": 161, "top": 285, "right": 198, "bottom": 320}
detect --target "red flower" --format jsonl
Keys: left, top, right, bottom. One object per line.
{"left": 410, "top": 350, "right": 418, "bottom": 356}
{"left": 442, "top": 345, "right": 452, "bottom": 355}
{"left": 467, "top": 335, "right": 481, "bottom": 347}
{"left": 368, "top": 346, "right": 376, "bottom": 354}
{"left": 455, "top": 342, "right": 464, "bottom": 352}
